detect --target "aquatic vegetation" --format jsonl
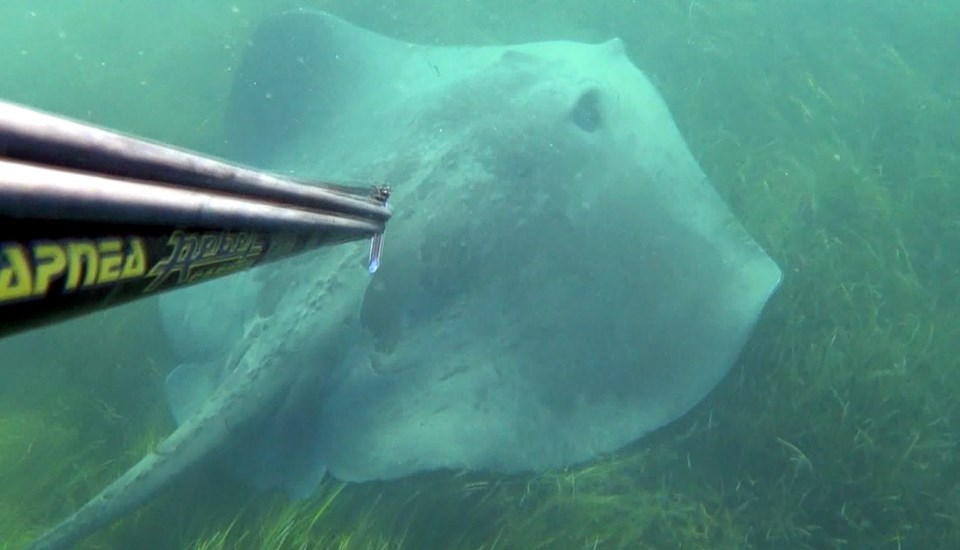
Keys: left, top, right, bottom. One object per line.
{"left": 2, "top": 0, "right": 958, "bottom": 548}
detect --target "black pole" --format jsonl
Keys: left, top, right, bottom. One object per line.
{"left": 0, "top": 101, "right": 391, "bottom": 338}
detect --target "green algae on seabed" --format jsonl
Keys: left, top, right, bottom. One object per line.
{"left": 2, "top": 0, "right": 960, "bottom": 548}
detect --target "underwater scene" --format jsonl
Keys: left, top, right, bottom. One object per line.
{"left": 1, "top": 0, "right": 958, "bottom": 548}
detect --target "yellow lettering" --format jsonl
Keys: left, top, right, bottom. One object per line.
{"left": 33, "top": 242, "right": 67, "bottom": 296}
{"left": 0, "top": 244, "right": 33, "bottom": 302}
{"left": 198, "top": 234, "right": 218, "bottom": 259}
{"left": 64, "top": 241, "right": 99, "bottom": 291}
{"left": 121, "top": 238, "right": 147, "bottom": 279}
{"left": 1, "top": 236, "right": 148, "bottom": 303}
{"left": 96, "top": 238, "right": 123, "bottom": 284}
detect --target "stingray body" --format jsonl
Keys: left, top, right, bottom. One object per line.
{"left": 24, "top": 10, "right": 780, "bottom": 549}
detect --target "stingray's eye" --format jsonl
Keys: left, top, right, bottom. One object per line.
{"left": 569, "top": 88, "right": 603, "bottom": 132}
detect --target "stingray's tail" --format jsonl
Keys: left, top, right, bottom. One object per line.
{"left": 23, "top": 451, "right": 165, "bottom": 550}
{"left": 22, "top": 411, "right": 231, "bottom": 550}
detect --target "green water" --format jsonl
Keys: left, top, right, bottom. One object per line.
{"left": 2, "top": 0, "right": 959, "bottom": 548}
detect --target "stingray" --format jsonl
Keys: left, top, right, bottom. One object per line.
{"left": 23, "top": 10, "right": 781, "bottom": 549}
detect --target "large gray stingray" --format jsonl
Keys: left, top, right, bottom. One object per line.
{"left": 24, "top": 9, "right": 781, "bottom": 549}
